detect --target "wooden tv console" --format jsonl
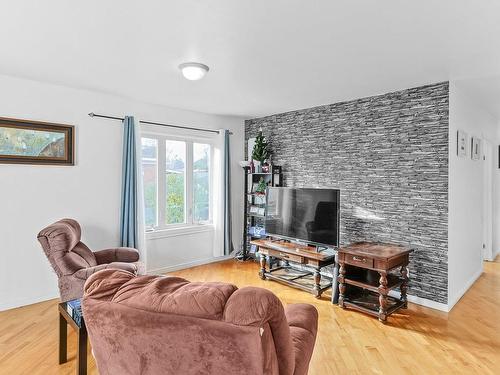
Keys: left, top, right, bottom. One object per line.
{"left": 251, "top": 239, "right": 336, "bottom": 298}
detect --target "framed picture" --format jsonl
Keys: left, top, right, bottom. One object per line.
{"left": 471, "top": 136, "right": 481, "bottom": 161}
{"left": 0, "top": 117, "right": 74, "bottom": 165}
{"left": 457, "top": 130, "right": 467, "bottom": 157}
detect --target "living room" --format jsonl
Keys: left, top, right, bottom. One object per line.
{"left": 0, "top": 1, "right": 499, "bottom": 375}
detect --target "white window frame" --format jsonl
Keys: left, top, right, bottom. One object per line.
{"left": 141, "top": 130, "right": 214, "bottom": 235}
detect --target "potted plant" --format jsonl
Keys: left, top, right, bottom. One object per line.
{"left": 252, "top": 129, "right": 269, "bottom": 173}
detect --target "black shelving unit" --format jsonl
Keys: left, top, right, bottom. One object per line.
{"left": 240, "top": 166, "right": 283, "bottom": 260}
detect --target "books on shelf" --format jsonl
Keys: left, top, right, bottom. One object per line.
{"left": 66, "top": 299, "right": 83, "bottom": 327}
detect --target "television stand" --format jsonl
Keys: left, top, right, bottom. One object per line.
{"left": 251, "top": 238, "right": 336, "bottom": 299}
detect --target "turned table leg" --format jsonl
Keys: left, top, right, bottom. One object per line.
{"left": 338, "top": 262, "right": 346, "bottom": 308}
{"left": 259, "top": 254, "right": 267, "bottom": 280}
{"left": 378, "top": 271, "right": 388, "bottom": 322}
{"left": 313, "top": 268, "right": 322, "bottom": 298}
{"left": 400, "top": 264, "right": 409, "bottom": 308}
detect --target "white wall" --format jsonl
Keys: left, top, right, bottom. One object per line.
{"left": 493, "top": 121, "right": 500, "bottom": 260}
{"left": 0, "top": 74, "right": 244, "bottom": 311}
{"left": 448, "top": 81, "right": 499, "bottom": 309}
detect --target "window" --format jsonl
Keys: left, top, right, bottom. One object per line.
{"left": 141, "top": 135, "right": 212, "bottom": 231}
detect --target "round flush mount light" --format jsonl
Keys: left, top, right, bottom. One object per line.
{"left": 178, "top": 62, "right": 209, "bottom": 81}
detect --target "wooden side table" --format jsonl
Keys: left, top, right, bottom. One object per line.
{"left": 58, "top": 302, "right": 88, "bottom": 375}
{"left": 337, "top": 242, "right": 413, "bottom": 322}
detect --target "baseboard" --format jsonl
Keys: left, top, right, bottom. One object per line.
{"left": 447, "top": 268, "right": 483, "bottom": 311}
{"left": 0, "top": 292, "right": 59, "bottom": 312}
{"left": 387, "top": 290, "right": 449, "bottom": 312}
{"left": 147, "top": 255, "right": 234, "bottom": 275}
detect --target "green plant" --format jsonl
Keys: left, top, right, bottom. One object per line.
{"left": 255, "top": 177, "right": 267, "bottom": 194}
{"left": 252, "top": 129, "right": 269, "bottom": 162}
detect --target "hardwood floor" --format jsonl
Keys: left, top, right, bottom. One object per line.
{"left": 1, "top": 257, "right": 499, "bottom": 375}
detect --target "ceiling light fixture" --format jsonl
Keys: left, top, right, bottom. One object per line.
{"left": 178, "top": 62, "right": 209, "bottom": 81}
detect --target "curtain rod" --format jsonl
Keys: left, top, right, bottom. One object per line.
{"left": 88, "top": 112, "right": 232, "bottom": 135}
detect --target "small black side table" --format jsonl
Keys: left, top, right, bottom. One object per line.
{"left": 58, "top": 302, "right": 87, "bottom": 375}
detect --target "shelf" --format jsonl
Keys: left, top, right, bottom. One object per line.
{"left": 247, "top": 212, "right": 266, "bottom": 218}
{"left": 344, "top": 290, "right": 404, "bottom": 316}
{"left": 344, "top": 273, "right": 403, "bottom": 293}
{"left": 247, "top": 234, "right": 267, "bottom": 239}
{"left": 246, "top": 172, "right": 280, "bottom": 175}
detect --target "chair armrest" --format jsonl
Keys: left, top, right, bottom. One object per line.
{"left": 94, "top": 247, "right": 139, "bottom": 264}
{"left": 73, "top": 264, "right": 109, "bottom": 280}
{"left": 284, "top": 303, "right": 318, "bottom": 336}
{"left": 284, "top": 304, "right": 318, "bottom": 375}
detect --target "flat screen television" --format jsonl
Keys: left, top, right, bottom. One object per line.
{"left": 265, "top": 187, "right": 340, "bottom": 248}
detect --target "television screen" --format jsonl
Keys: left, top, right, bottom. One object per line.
{"left": 265, "top": 187, "right": 340, "bottom": 247}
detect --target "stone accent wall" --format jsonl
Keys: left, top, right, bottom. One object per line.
{"left": 245, "top": 82, "right": 449, "bottom": 304}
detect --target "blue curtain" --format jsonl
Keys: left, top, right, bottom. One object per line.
{"left": 223, "top": 129, "right": 234, "bottom": 255}
{"left": 120, "top": 116, "right": 138, "bottom": 248}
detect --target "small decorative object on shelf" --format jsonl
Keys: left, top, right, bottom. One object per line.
{"left": 255, "top": 177, "right": 267, "bottom": 194}
{"left": 249, "top": 159, "right": 255, "bottom": 173}
{"left": 337, "top": 242, "right": 413, "bottom": 323}
{"left": 255, "top": 160, "right": 262, "bottom": 173}
{"left": 262, "top": 159, "right": 270, "bottom": 173}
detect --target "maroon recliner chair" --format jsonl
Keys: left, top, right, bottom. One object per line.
{"left": 83, "top": 269, "right": 319, "bottom": 375}
{"left": 38, "top": 218, "right": 142, "bottom": 302}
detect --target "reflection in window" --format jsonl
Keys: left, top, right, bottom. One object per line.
{"left": 165, "top": 140, "right": 186, "bottom": 225}
{"left": 141, "top": 138, "right": 158, "bottom": 228}
{"left": 193, "top": 143, "right": 210, "bottom": 222}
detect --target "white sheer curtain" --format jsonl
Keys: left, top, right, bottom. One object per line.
{"left": 212, "top": 129, "right": 233, "bottom": 257}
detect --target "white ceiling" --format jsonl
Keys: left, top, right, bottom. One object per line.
{"left": 1, "top": 1, "right": 500, "bottom": 118}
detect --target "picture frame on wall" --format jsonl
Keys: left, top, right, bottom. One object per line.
{"left": 457, "top": 130, "right": 467, "bottom": 157}
{"left": 471, "top": 136, "right": 481, "bottom": 161}
{"left": 0, "top": 117, "right": 74, "bottom": 165}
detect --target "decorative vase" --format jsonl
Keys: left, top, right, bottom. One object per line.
{"left": 255, "top": 160, "right": 262, "bottom": 173}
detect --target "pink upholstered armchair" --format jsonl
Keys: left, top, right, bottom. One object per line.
{"left": 38, "top": 218, "right": 142, "bottom": 302}
{"left": 82, "top": 269, "right": 318, "bottom": 375}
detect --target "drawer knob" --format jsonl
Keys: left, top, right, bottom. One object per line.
{"left": 352, "top": 256, "right": 366, "bottom": 263}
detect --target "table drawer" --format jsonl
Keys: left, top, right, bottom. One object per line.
{"left": 344, "top": 254, "right": 374, "bottom": 268}
{"left": 268, "top": 249, "right": 304, "bottom": 264}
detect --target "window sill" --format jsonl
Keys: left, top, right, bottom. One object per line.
{"left": 146, "top": 224, "right": 215, "bottom": 240}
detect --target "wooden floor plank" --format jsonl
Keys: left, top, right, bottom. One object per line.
{"left": 0, "top": 257, "right": 498, "bottom": 374}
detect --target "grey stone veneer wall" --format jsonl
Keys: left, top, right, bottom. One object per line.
{"left": 245, "top": 82, "right": 449, "bottom": 304}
